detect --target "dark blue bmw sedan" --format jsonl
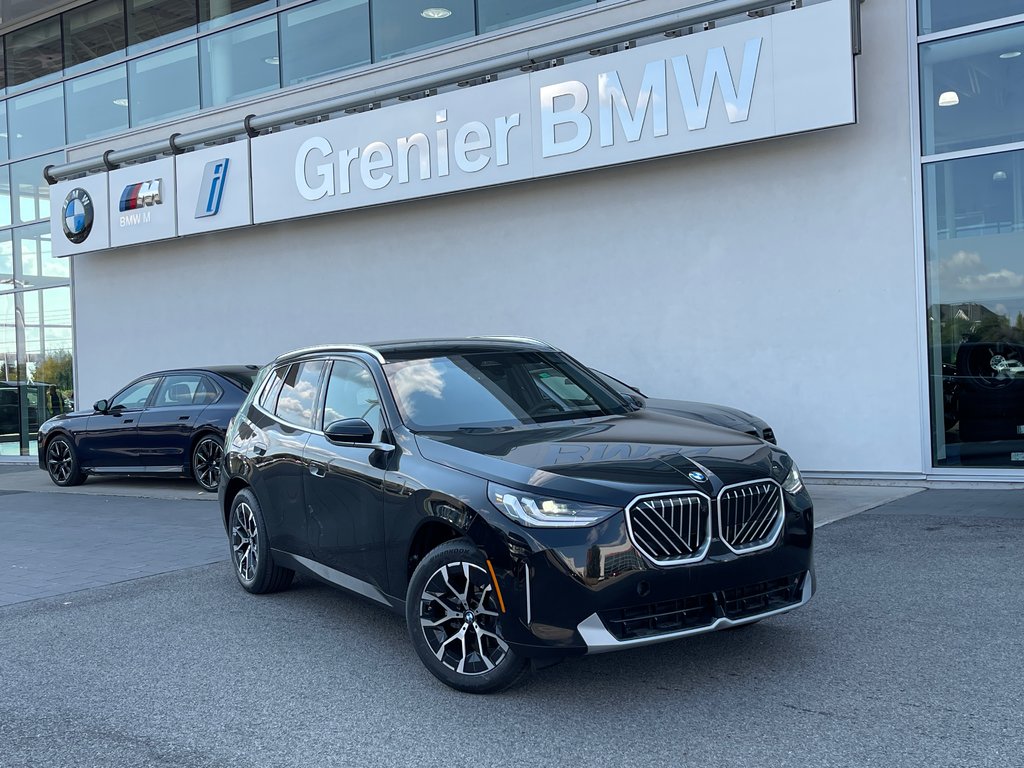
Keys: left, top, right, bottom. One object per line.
{"left": 38, "top": 366, "right": 258, "bottom": 491}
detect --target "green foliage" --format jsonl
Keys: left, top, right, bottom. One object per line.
{"left": 33, "top": 350, "right": 74, "bottom": 392}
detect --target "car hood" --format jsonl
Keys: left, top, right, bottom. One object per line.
{"left": 643, "top": 398, "right": 766, "bottom": 432}
{"left": 414, "top": 410, "right": 784, "bottom": 507}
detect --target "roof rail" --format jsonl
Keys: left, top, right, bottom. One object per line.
{"left": 469, "top": 336, "right": 556, "bottom": 348}
{"left": 274, "top": 344, "right": 385, "bottom": 364}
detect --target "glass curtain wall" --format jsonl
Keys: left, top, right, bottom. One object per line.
{"left": 921, "top": 3, "right": 1024, "bottom": 469}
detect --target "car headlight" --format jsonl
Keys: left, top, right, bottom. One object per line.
{"left": 782, "top": 463, "right": 803, "bottom": 494}
{"left": 488, "top": 482, "right": 619, "bottom": 528}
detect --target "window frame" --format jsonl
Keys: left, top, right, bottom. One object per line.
{"left": 272, "top": 359, "right": 327, "bottom": 430}
{"left": 319, "top": 356, "right": 390, "bottom": 439}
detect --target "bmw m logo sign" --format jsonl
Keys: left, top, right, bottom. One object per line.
{"left": 119, "top": 179, "right": 163, "bottom": 212}
{"left": 62, "top": 188, "right": 94, "bottom": 244}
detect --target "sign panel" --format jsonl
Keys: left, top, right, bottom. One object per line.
{"left": 251, "top": 0, "right": 854, "bottom": 225}
{"left": 176, "top": 141, "right": 253, "bottom": 236}
{"left": 108, "top": 157, "right": 177, "bottom": 248}
{"left": 50, "top": 174, "right": 110, "bottom": 257}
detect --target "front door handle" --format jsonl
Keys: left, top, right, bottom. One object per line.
{"left": 308, "top": 462, "right": 327, "bottom": 478}
{"left": 178, "top": 415, "right": 190, "bottom": 421}
{"left": 252, "top": 444, "right": 267, "bottom": 456}
{"left": 122, "top": 418, "right": 134, "bottom": 424}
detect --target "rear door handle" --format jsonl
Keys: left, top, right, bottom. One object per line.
{"left": 308, "top": 462, "right": 327, "bottom": 478}
{"left": 178, "top": 415, "right": 190, "bottom": 421}
{"left": 122, "top": 418, "right": 134, "bottom": 424}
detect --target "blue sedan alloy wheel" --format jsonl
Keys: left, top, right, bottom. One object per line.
{"left": 192, "top": 435, "right": 223, "bottom": 492}
{"left": 45, "top": 437, "right": 84, "bottom": 487}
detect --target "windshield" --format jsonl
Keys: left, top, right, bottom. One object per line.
{"left": 383, "top": 350, "right": 631, "bottom": 431}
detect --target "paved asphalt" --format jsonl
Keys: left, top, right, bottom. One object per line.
{"left": 0, "top": 482, "right": 1021, "bottom": 767}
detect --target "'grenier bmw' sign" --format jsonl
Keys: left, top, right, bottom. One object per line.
{"left": 251, "top": 0, "right": 854, "bottom": 224}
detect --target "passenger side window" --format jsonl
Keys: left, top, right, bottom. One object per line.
{"left": 111, "top": 377, "right": 160, "bottom": 409}
{"left": 275, "top": 361, "right": 325, "bottom": 429}
{"left": 323, "top": 360, "right": 385, "bottom": 441}
{"left": 152, "top": 374, "right": 204, "bottom": 407}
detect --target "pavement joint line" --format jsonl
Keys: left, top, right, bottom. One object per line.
{"left": 813, "top": 487, "right": 929, "bottom": 528}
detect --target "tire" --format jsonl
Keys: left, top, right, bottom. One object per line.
{"left": 228, "top": 488, "right": 294, "bottom": 594}
{"left": 192, "top": 434, "right": 224, "bottom": 492}
{"left": 406, "top": 539, "right": 530, "bottom": 694}
{"left": 44, "top": 435, "right": 85, "bottom": 487}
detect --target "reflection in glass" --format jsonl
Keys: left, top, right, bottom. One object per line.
{"left": 12, "top": 154, "right": 62, "bottom": 226}
{"left": 280, "top": 0, "right": 370, "bottom": 85}
{"left": 0, "top": 101, "right": 8, "bottom": 161}
{"left": 0, "top": 233, "right": 12, "bottom": 293}
{"left": 924, "top": 149, "right": 1024, "bottom": 468}
{"left": 5, "top": 17, "right": 63, "bottom": 89}
{"left": 8, "top": 85, "right": 66, "bottom": 158}
{"left": 478, "top": 0, "right": 591, "bottom": 32}
{"left": 64, "top": 0, "right": 127, "bottom": 76}
{"left": 200, "top": 0, "right": 277, "bottom": 30}
{"left": 919, "top": 0, "right": 1024, "bottom": 36}
{"left": 0, "top": 40, "right": 6, "bottom": 93}
{"left": 200, "top": 17, "right": 280, "bottom": 107}
{"left": 921, "top": 24, "right": 1024, "bottom": 156}
{"left": 16, "top": 223, "right": 68, "bottom": 289}
{"left": 0, "top": 166, "right": 10, "bottom": 229}
{"left": 129, "top": 43, "right": 200, "bottom": 126}
{"left": 66, "top": 65, "right": 130, "bottom": 144}
{"left": 127, "top": 0, "right": 198, "bottom": 52}
{"left": 371, "top": 0, "right": 474, "bottom": 60}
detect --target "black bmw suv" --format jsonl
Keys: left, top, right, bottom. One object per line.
{"left": 220, "top": 338, "right": 815, "bottom": 693}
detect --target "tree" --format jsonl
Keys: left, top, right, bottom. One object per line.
{"left": 33, "top": 350, "right": 74, "bottom": 392}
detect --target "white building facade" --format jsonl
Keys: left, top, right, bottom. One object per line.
{"left": 0, "top": 0, "right": 1018, "bottom": 481}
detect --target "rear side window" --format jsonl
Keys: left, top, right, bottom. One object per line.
{"left": 275, "top": 360, "right": 326, "bottom": 429}
{"left": 153, "top": 374, "right": 204, "bottom": 406}
{"left": 258, "top": 366, "right": 287, "bottom": 410}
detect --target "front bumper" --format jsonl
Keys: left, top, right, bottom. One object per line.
{"left": 474, "top": 488, "right": 815, "bottom": 658}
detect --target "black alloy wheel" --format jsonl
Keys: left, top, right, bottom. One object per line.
{"left": 192, "top": 435, "right": 224, "bottom": 492}
{"left": 406, "top": 539, "right": 530, "bottom": 694}
{"left": 229, "top": 488, "right": 293, "bottom": 594}
{"left": 45, "top": 436, "right": 85, "bottom": 487}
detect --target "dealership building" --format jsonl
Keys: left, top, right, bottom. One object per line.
{"left": 0, "top": 0, "right": 1020, "bottom": 482}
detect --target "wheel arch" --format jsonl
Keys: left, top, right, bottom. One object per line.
{"left": 406, "top": 515, "right": 470, "bottom": 582}
{"left": 222, "top": 476, "right": 250, "bottom": 528}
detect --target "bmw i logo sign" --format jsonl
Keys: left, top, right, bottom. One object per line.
{"left": 62, "top": 188, "right": 94, "bottom": 244}
{"left": 688, "top": 471, "right": 707, "bottom": 483}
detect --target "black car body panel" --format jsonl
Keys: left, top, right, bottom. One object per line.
{"left": 38, "top": 365, "right": 258, "bottom": 480}
{"left": 220, "top": 340, "right": 814, "bottom": 678}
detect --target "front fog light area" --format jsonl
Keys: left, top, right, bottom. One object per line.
{"left": 488, "top": 483, "right": 619, "bottom": 528}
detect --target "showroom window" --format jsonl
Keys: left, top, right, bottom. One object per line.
{"left": 280, "top": 0, "right": 370, "bottom": 86}
{"left": 126, "top": 0, "right": 198, "bottom": 52}
{"left": 200, "top": 0, "right": 277, "bottom": 31}
{"left": 63, "top": 0, "right": 128, "bottom": 76}
{"left": 128, "top": 42, "right": 200, "bottom": 126}
{"left": 921, "top": 7, "right": 1024, "bottom": 470}
{"left": 7, "top": 85, "right": 65, "bottom": 159}
{"left": 199, "top": 16, "right": 280, "bottom": 107}
{"left": 477, "top": 0, "right": 592, "bottom": 32}
{"left": 65, "top": 65, "right": 130, "bottom": 144}
{"left": 371, "top": 0, "right": 475, "bottom": 60}
{"left": 5, "top": 17, "right": 63, "bottom": 89}
{"left": 919, "top": 0, "right": 1024, "bottom": 36}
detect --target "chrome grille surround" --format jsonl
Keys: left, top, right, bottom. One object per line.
{"left": 717, "top": 479, "right": 785, "bottom": 554}
{"left": 625, "top": 491, "right": 712, "bottom": 567}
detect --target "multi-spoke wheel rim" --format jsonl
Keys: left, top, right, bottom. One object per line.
{"left": 420, "top": 561, "right": 508, "bottom": 676}
{"left": 194, "top": 438, "right": 222, "bottom": 491}
{"left": 46, "top": 440, "right": 73, "bottom": 484}
{"left": 231, "top": 502, "right": 259, "bottom": 582}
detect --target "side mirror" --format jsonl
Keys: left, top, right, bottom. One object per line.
{"left": 324, "top": 418, "right": 375, "bottom": 445}
{"left": 622, "top": 392, "right": 644, "bottom": 409}
{"left": 93, "top": 399, "right": 109, "bottom": 413}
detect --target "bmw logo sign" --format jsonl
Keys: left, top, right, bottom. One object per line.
{"left": 62, "top": 188, "right": 94, "bottom": 244}
{"left": 688, "top": 471, "right": 707, "bottom": 483}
